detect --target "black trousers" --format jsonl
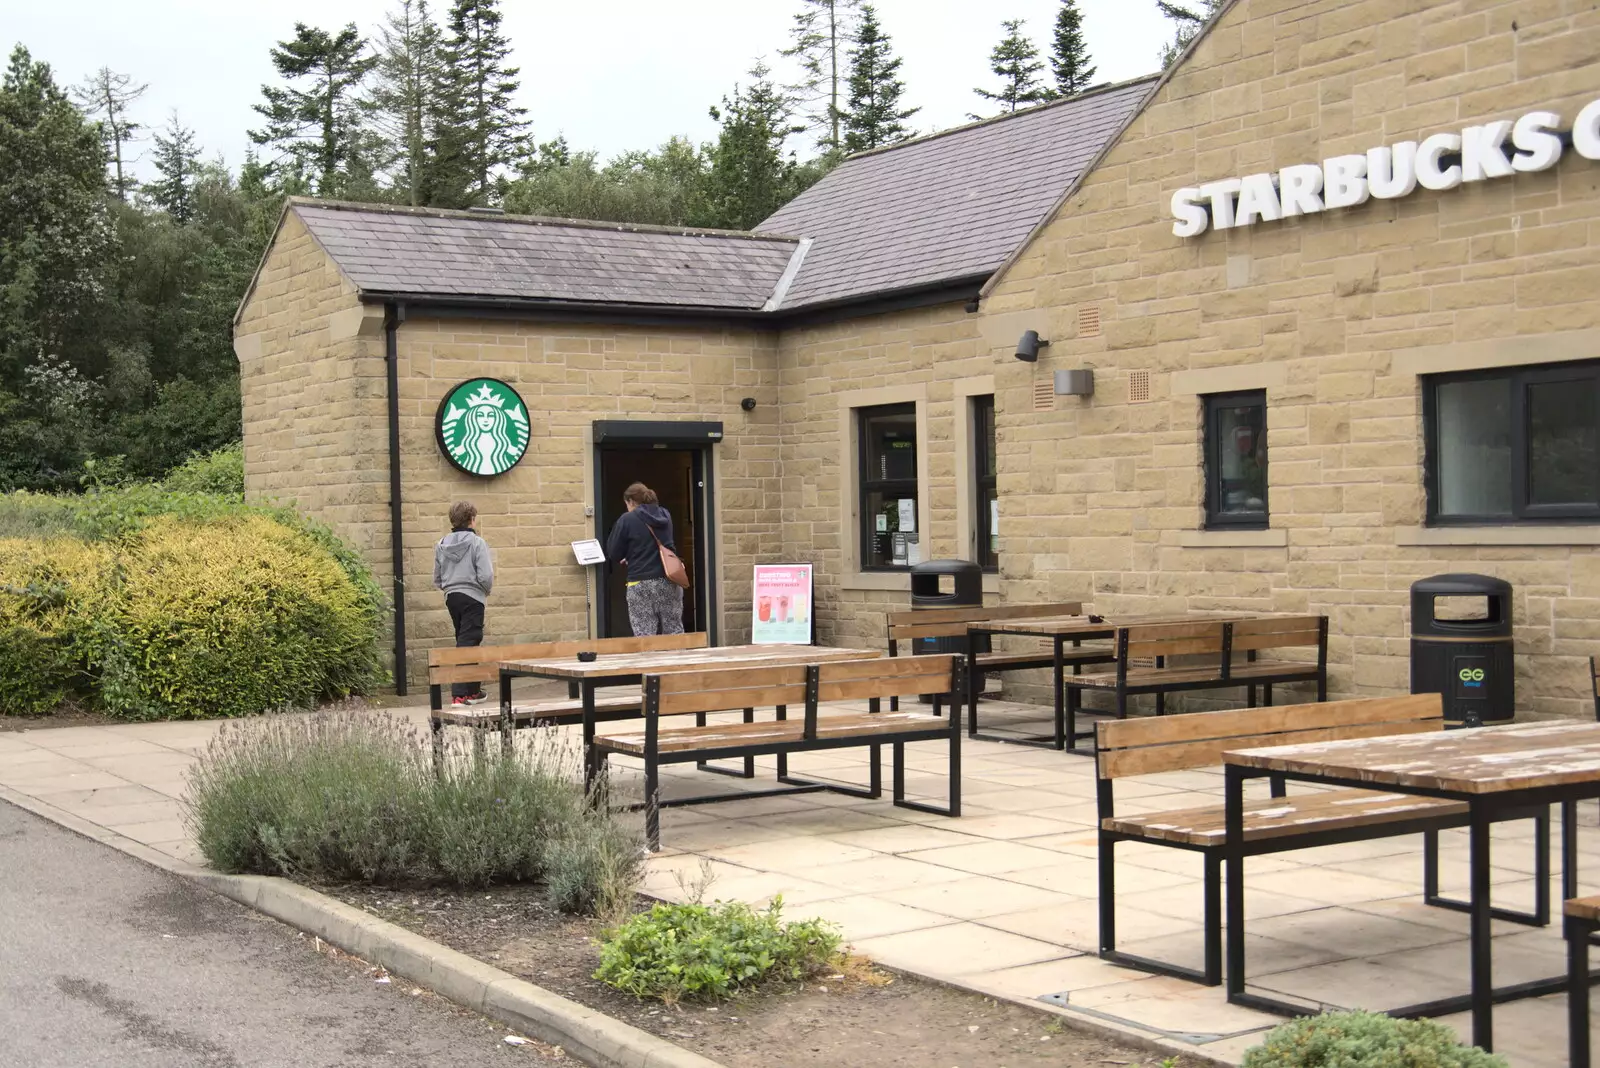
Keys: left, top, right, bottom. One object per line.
{"left": 445, "top": 592, "right": 485, "bottom": 698}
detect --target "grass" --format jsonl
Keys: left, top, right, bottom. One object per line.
{"left": 183, "top": 709, "right": 644, "bottom": 916}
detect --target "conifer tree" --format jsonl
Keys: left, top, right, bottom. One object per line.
{"left": 249, "top": 23, "right": 379, "bottom": 196}
{"left": 368, "top": 0, "right": 444, "bottom": 206}
{"left": 703, "top": 63, "right": 799, "bottom": 231}
{"left": 1049, "top": 0, "right": 1096, "bottom": 97}
{"left": 841, "top": 5, "right": 917, "bottom": 154}
{"left": 433, "top": 0, "right": 528, "bottom": 206}
{"left": 1158, "top": 0, "right": 1222, "bottom": 67}
{"left": 71, "top": 67, "right": 147, "bottom": 202}
{"left": 972, "top": 20, "right": 1050, "bottom": 117}
{"left": 145, "top": 112, "right": 200, "bottom": 222}
{"left": 780, "top": 0, "right": 859, "bottom": 154}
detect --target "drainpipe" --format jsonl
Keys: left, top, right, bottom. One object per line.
{"left": 384, "top": 301, "right": 408, "bottom": 696}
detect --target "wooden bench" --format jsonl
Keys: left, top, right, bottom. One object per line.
{"left": 1566, "top": 894, "right": 1600, "bottom": 1068}
{"left": 1068, "top": 616, "right": 1328, "bottom": 723}
{"left": 592, "top": 655, "right": 963, "bottom": 850}
{"left": 885, "top": 602, "right": 1106, "bottom": 706}
{"left": 427, "top": 632, "right": 708, "bottom": 765}
{"left": 1096, "top": 693, "right": 1548, "bottom": 986}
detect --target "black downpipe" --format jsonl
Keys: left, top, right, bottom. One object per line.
{"left": 384, "top": 302, "right": 408, "bottom": 695}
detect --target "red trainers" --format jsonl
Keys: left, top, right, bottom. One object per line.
{"left": 452, "top": 696, "right": 471, "bottom": 706}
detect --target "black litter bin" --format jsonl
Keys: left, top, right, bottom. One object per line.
{"left": 1410, "top": 573, "right": 1514, "bottom": 727}
{"left": 910, "top": 560, "right": 984, "bottom": 701}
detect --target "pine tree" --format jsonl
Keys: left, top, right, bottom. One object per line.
{"left": 841, "top": 5, "right": 917, "bottom": 154}
{"left": 249, "top": 23, "right": 379, "bottom": 196}
{"left": 780, "top": 0, "right": 860, "bottom": 155}
{"left": 433, "top": 0, "right": 529, "bottom": 207}
{"left": 703, "top": 63, "right": 800, "bottom": 231}
{"left": 972, "top": 20, "right": 1050, "bottom": 117}
{"left": 1158, "top": 0, "right": 1222, "bottom": 67}
{"left": 71, "top": 67, "right": 147, "bottom": 202}
{"left": 1049, "top": 0, "right": 1097, "bottom": 97}
{"left": 145, "top": 112, "right": 200, "bottom": 222}
{"left": 368, "top": 0, "right": 444, "bottom": 206}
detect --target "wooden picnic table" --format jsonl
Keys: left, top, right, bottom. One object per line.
{"left": 1223, "top": 721, "right": 1600, "bottom": 1051}
{"left": 498, "top": 644, "right": 883, "bottom": 783}
{"left": 965, "top": 612, "right": 1264, "bottom": 751}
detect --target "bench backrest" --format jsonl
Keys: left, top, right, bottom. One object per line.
{"left": 1096, "top": 693, "right": 1445, "bottom": 780}
{"left": 428, "top": 631, "right": 708, "bottom": 686}
{"left": 645, "top": 664, "right": 811, "bottom": 718}
{"left": 1120, "top": 620, "right": 1228, "bottom": 663}
{"left": 1230, "top": 615, "right": 1327, "bottom": 658}
{"left": 887, "top": 602, "right": 1082, "bottom": 644}
{"left": 817, "top": 655, "right": 958, "bottom": 703}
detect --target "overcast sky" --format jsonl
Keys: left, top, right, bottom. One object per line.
{"left": 11, "top": 0, "right": 1172, "bottom": 182}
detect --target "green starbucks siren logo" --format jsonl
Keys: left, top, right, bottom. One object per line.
{"left": 436, "top": 378, "right": 530, "bottom": 477}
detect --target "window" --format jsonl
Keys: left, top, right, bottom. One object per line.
{"left": 858, "top": 404, "right": 919, "bottom": 569}
{"left": 1425, "top": 361, "right": 1600, "bottom": 524}
{"left": 973, "top": 395, "right": 998, "bottom": 572}
{"left": 1203, "top": 390, "right": 1268, "bottom": 529}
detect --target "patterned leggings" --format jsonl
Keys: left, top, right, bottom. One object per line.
{"left": 626, "top": 578, "right": 685, "bottom": 636}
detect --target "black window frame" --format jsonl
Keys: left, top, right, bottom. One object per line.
{"left": 973, "top": 395, "right": 998, "bottom": 573}
{"left": 857, "top": 403, "right": 920, "bottom": 572}
{"left": 1423, "top": 360, "right": 1600, "bottom": 526}
{"left": 1203, "top": 389, "right": 1269, "bottom": 530}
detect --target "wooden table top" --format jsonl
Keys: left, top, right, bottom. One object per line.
{"left": 1225, "top": 721, "right": 1600, "bottom": 795}
{"left": 502, "top": 644, "right": 883, "bottom": 679}
{"left": 974, "top": 612, "right": 1256, "bottom": 637}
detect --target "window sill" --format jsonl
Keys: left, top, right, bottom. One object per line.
{"left": 1178, "top": 529, "right": 1288, "bottom": 548}
{"left": 841, "top": 572, "right": 912, "bottom": 591}
{"left": 1397, "top": 526, "right": 1600, "bottom": 547}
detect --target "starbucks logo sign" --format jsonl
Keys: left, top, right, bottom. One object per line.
{"left": 435, "top": 379, "right": 530, "bottom": 477}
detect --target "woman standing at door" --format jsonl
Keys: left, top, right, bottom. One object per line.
{"left": 605, "top": 482, "right": 684, "bottom": 636}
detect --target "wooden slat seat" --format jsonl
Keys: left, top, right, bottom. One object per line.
{"left": 1103, "top": 789, "right": 1467, "bottom": 847}
{"left": 599, "top": 710, "right": 943, "bottom": 755}
{"left": 436, "top": 693, "right": 641, "bottom": 728}
{"left": 1567, "top": 895, "right": 1600, "bottom": 923}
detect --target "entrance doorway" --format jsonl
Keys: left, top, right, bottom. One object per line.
{"left": 596, "top": 443, "right": 713, "bottom": 640}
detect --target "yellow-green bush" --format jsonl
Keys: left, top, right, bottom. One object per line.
{"left": 92, "top": 515, "right": 381, "bottom": 719}
{"left": 0, "top": 538, "right": 110, "bottom": 714}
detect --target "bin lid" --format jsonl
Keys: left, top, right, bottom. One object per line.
{"left": 909, "top": 559, "right": 982, "bottom": 575}
{"left": 1410, "top": 573, "right": 1512, "bottom": 597}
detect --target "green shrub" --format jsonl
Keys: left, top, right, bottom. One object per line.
{"left": 1241, "top": 1011, "right": 1509, "bottom": 1068}
{"left": 595, "top": 898, "right": 842, "bottom": 1002}
{"left": 184, "top": 710, "right": 644, "bottom": 909}
{"left": 0, "top": 538, "right": 112, "bottom": 714}
{"left": 161, "top": 443, "right": 244, "bottom": 497}
{"left": 544, "top": 812, "right": 648, "bottom": 922}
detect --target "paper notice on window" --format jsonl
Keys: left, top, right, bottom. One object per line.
{"left": 876, "top": 513, "right": 888, "bottom": 532}
{"left": 897, "top": 498, "right": 916, "bottom": 533}
{"left": 990, "top": 499, "right": 999, "bottom": 537}
{"left": 892, "top": 533, "right": 907, "bottom": 565}
{"left": 906, "top": 536, "right": 923, "bottom": 566}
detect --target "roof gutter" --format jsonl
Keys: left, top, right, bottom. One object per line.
{"left": 383, "top": 301, "right": 408, "bottom": 696}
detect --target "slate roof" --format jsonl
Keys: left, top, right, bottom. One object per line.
{"left": 758, "top": 76, "right": 1157, "bottom": 311}
{"left": 291, "top": 203, "right": 802, "bottom": 311}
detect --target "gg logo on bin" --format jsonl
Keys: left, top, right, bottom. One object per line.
{"left": 1458, "top": 667, "right": 1486, "bottom": 683}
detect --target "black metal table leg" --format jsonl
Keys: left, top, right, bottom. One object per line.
{"left": 1052, "top": 636, "right": 1066, "bottom": 750}
{"left": 1225, "top": 763, "right": 1248, "bottom": 1000}
{"left": 1567, "top": 800, "right": 1581, "bottom": 904}
{"left": 1470, "top": 801, "right": 1494, "bottom": 1051}
{"left": 581, "top": 680, "right": 599, "bottom": 798}
{"left": 499, "top": 668, "right": 513, "bottom": 756}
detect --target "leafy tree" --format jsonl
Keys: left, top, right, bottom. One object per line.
{"left": 1158, "top": 0, "right": 1223, "bottom": 67}
{"left": 780, "top": 0, "right": 858, "bottom": 154}
{"left": 504, "top": 136, "right": 711, "bottom": 227}
{"left": 368, "top": 0, "right": 444, "bottom": 205}
{"left": 71, "top": 67, "right": 147, "bottom": 202}
{"left": 0, "top": 46, "right": 115, "bottom": 391}
{"left": 432, "top": 0, "right": 528, "bottom": 206}
{"left": 972, "top": 19, "right": 1050, "bottom": 117}
{"left": 144, "top": 112, "right": 201, "bottom": 223}
{"left": 703, "top": 63, "right": 811, "bottom": 231}
{"left": 249, "top": 23, "right": 379, "bottom": 196}
{"left": 841, "top": 5, "right": 917, "bottom": 153}
{"left": 1049, "top": 0, "right": 1097, "bottom": 97}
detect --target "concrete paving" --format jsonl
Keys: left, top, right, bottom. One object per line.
{"left": 2, "top": 699, "right": 1596, "bottom": 1066}
{"left": 0, "top": 800, "right": 556, "bottom": 1066}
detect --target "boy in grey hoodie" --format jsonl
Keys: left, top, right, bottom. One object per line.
{"left": 433, "top": 501, "right": 495, "bottom": 705}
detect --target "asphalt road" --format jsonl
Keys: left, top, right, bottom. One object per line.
{"left": 0, "top": 802, "right": 557, "bottom": 1067}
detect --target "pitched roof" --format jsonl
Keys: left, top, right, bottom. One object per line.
{"left": 291, "top": 202, "right": 802, "bottom": 311}
{"left": 759, "top": 76, "right": 1158, "bottom": 311}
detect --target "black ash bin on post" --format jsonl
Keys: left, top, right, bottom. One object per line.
{"left": 1409, "top": 573, "right": 1515, "bottom": 728}
{"left": 910, "top": 559, "right": 984, "bottom": 702}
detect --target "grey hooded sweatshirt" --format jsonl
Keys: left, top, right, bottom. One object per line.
{"left": 433, "top": 529, "right": 494, "bottom": 603}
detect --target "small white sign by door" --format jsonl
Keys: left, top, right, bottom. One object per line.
{"left": 571, "top": 539, "right": 606, "bottom": 566}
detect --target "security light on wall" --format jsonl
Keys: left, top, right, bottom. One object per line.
{"left": 1015, "top": 330, "right": 1049, "bottom": 362}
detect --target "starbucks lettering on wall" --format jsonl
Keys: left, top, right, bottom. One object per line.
{"left": 436, "top": 379, "right": 530, "bottom": 477}
{"left": 1170, "top": 97, "right": 1600, "bottom": 238}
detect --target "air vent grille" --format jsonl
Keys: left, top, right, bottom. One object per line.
{"left": 1128, "top": 369, "right": 1151, "bottom": 403}
{"left": 1078, "top": 305, "right": 1101, "bottom": 337}
{"left": 1033, "top": 378, "right": 1056, "bottom": 412}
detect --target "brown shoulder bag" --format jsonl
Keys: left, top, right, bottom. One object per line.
{"left": 649, "top": 528, "right": 691, "bottom": 589}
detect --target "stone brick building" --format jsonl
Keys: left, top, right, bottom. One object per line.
{"left": 237, "top": 0, "right": 1600, "bottom": 716}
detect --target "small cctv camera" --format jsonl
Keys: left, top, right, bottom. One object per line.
{"left": 740, "top": 397, "right": 757, "bottom": 412}
{"left": 1015, "top": 330, "right": 1049, "bottom": 362}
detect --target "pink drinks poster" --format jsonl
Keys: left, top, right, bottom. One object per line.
{"left": 751, "top": 564, "right": 814, "bottom": 645}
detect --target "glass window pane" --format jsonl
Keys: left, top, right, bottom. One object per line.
{"left": 1528, "top": 379, "right": 1598, "bottom": 507}
{"left": 1436, "top": 378, "right": 1512, "bottom": 516}
{"left": 978, "top": 399, "right": 996, "bottom": 479}
{"left": 1212, "top": 400, "right": 1267, "bottom": 517}
{"left": 984, "top": 486, "right": 999, "bottom": 560}
{"left": 863, "top": 488, "right": 918, "bottom": 568}
{"left": 863, "top": 408, "right": 917, "bottom": 482}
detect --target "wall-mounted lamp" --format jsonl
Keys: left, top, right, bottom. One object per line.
{"left": 1054, "top": 369, "right": 1095, "bottom": 397}
{"left": 1015, "top": 330, "right": 1049, "bottom": 362}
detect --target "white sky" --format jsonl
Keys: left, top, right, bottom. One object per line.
{"left": 10, "top": 0, "right": 1171, "bottom": 182}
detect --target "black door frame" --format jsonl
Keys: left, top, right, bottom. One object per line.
{"left": 592, "top": 422, "right": 720, "bottom": 644}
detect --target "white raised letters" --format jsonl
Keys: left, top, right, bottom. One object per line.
{"left": 1575, "top": 99, "right": 1600, "bottom": 160}
{"left": 1512, "top": 111, "right": 1562, "bottom": 172}
{"left": 1235, "top": 173, "right": 1283, "bottom": 226}
{"left": 1278, "top": 164, "right": 1324, "bottom": 217}
{"left": 1417, "top": 133, "right": 1463, "bottom": 190}
{"left": 1170, "top": 187, "right": 1209, "bottom": 238}
{"left": 1461, "top": 121, "right": 1514, "bottom": 181}
{"left": 1323, "top": 155, "right": 1370, "bottom": 210}
{"left": 1199, "top": 178, "right": 1243, "bottom": 230}
{"left": 1367, "top": 143, "right": 1418, "bottom": 200}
